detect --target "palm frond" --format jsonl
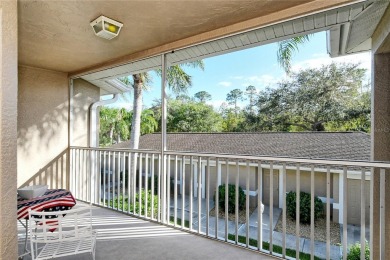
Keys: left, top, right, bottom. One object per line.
{"left": 181, "top": 60, "right": 205, "bottom": 71}
{"left": 277, "top": 34, "right": 312, "bottom": 74}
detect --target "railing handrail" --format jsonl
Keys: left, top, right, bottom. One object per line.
{"left": 70, "top": 146, "right": 160, "bottom": 154}
{"left": 70, "top": 146, "right": 390, "bottom": 169}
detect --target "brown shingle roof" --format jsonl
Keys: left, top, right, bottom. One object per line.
{"left": 110, "top": 132, "right": 370, "bottom": 161}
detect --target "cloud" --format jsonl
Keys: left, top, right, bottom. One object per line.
{"left": 240, "top": 74, "right": 278, "bottom": 87}
{"left": 207, "top": 99, "right": 247, "bottom": 110}
{"left": 217, "top": 81, "right": 233, "bottom": 87}
{"left": 230, "top": 76, "right": 244, "bottom": 80}
{"left": 291, "top": 52, "right": 371, "bottom": 77}
{"left": 106, "top": 101, "right": 133, "bottom": 110}
{"left": 207, "top": 99, "right": 226, "bottom": 109}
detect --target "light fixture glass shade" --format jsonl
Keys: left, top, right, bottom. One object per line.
{"left": 90, "top": 16, "right": 123, "bottom": 40}
{"left": 104, "top": 21, "right": 119, "bottom": 34}
{"left": 92, "top": 22, "right": 103, "bottom": 34}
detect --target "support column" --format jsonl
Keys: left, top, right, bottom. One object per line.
{"left": 371, "top": 53, "right": 390, "bottom": 259}
{"left": 0, "top": 0, "right": 18, "bottom": 259}
{"left": 161, "top": 54, "right": 168, "bottom": 223}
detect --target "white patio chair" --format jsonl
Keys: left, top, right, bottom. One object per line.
{"left": 28, "top": 206, "right": 97, "bottom": 260}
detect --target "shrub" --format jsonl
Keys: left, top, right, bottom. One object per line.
{"left": 146, "top": 175, "right": 159, "bottom": 195}
{"left": 107, "top": 189, "right": 158, "bottom": 216}
{"left": 129, "top": 172, "right": 159, "bottom": 195}
{"left": 214, "top": 184, "right": 246, "bottom": 213}
{"left": 346, "top": 242, "right": 369, "bottom": 260}
{"left": 286, "top": 191, "right": 323, "bottom": 224}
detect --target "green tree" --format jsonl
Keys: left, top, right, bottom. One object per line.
{"left": 100, "top": 107, "right": 119, "bottom": 146}
{"left": 99, "top": 107, "right": 158, "bottom": 146}
{"left": 255, "top": 84, "right": 292, "bottom": 131}
{"left": 219, "top": 102, "right": 245, "bottom": 132}
{"left": 175, "top": 94, "right": 191, "bottom": 102}
{"left": 130, "top": 109, "right": 158, "bottom": 136}
{"left": 226, "top": 89, "right": 244, "bottom": 115}
{"left": 194, "top": 91, "right": 212, "bottom": 103}
{"left": 99, "top": 107, "right": 132, "bottom": 146}
{"left": 245, "top": 85, "right": 257, "bottom": 114}
{"left": 166, "top": 100, "right": 223, "bottom": 132}
{"left": 256, "top": 63, "right": 369, "bottom": 131}
{"left": 121, "top": 61, "right": 204, "bottom": 149}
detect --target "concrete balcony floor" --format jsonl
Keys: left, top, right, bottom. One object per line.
{"left": 18, "top": 202, "right": 276, "bottom": 260}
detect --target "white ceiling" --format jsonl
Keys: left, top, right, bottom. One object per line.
{"left": 79, "top": 0, "right": 388, "bottom": 95}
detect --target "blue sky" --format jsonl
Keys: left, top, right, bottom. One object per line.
{"left": 110, "top": 31, "right": 371, "bottom": 110}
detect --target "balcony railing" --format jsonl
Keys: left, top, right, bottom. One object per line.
{"left": 69, "top": 146, "right": 390, "bottom": 260}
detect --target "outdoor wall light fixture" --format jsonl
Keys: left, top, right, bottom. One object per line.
{"left": 90, "top": 15, "right": 123, "bottom": 40}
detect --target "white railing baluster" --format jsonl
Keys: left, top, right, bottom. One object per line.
{"left": 360, "top": 167, "right": 366, "bottom": 260}
{"left": 225, "top": 159, "right": 229, "bottom": 242}
{"left": 139, "top": 153, "right": 143, "bottom": 216}
{"left": 162, "top": 154, "right": 167, "bottom": 224}
{"left": 380, "top": 168, "right": 386, "bottom": 260}
{"left": 181, "top": 156, "right": 186, "bottom": 229}
{"left": 370, "top": 167, "right": 374, "bottom": 260}
{"left": 259, "top": 161, "right": 263, "bottom": 251}
{"left": 206, "top": 157, "right": 210, "bottom": 237}
{"left": 246, "top": 160, "right": 250, "bottom": 248}
{"left": 326, "top": 166, "right": 330, "bottom": 260}
{"left": 122, "top": 152, "right": 125, "bottom": 212}
{"left": 132, "top": 152, "right": 137, "bottom": 215}
{"left": 73, "top": 149, "right": 76, "bottom": 198}
{"left": 112, "top": 151, "right": 116, "bottom": 210}
{"left": 296, "top": 163, "right": 300, "bottom": 260}
{"left": 145, "top": 154, "right": 149, "bottom": 218}
{"left": 103, "top": 151, "right": 106, "bottom": 207}
{"left": 282, "top": 163, "right": 286, "bottom": 257}
{"left": 343, "top": 167, "right": 347, "bottom": 260}
{"left": 198, "top": 156, "right": 202, "bottom": 234}
{"left": 215, "top": 158, "right": 219, "bottom": 239}
{"left": 174, "top": 155, "right": 178, "bottom": 226}
{"left": 167, "top": 155, "right": 171, "bottom": 223}
{"left": 151, "top": 154, "right": 155, "bottom": 220}
{"left": 108, "top": 151, "right": 111, "bottom": 208}
{"left": 235, "top": 160, "right": 239, "bottom": 245}
{"left": 190, "top": 156, "right": 194, "bottom": 230}
{"left": 127, "top": 152, "right": 131, "bottom": 214}
{"left": 80, "top": 149, "right": 84, "bottom": 200}
{"left": 310, "top": 165, "right": 315, "bottom": 260}
{"left": 117, "top": 151, "right": 120, "bottom": 209}
{"left": 270, "top": 161, "right": 274, "bottom": 254}
{"left": 98, "top": 151, "right": 102, "bottom": 206}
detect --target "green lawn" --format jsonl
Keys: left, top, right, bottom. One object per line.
{"left": 227, "top": 234, "right": 323, "bottom": 260}
{"left": 168, "top": 216, "right": 322, "bottom": 260}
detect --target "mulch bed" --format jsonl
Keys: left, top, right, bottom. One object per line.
{"left": 209, "top": 207, "right": 256, "bottom": 224}
{"left": 274, "top": 215, "right": 341, "bottom": 245}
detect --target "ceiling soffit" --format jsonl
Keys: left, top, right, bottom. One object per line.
{"left": 346, "top": 1, "right": 389, "bottom": 54}
{"left": 80, "top": 0, "right": 375, "bottom": 95}
{"left": 19, "top": 0, "right": 318, "bottom": 73}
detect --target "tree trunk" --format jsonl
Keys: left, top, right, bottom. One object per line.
{"left": 109, "top": 126, "right": 114, "bottom": 145}
{"left": 130, "top": 74, "right": 143, "bottom": 149}
{"left": 312, "top": 121, "right": 325, "bottom": 131}
{"left": 129, "top": 75, "right": 144, "bottom": 204}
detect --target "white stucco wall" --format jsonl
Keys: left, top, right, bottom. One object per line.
{"left": 17, "top": 66, "right": 69, "bottom": 188}
{"left": 0, "top": 1, "right": 18, "bottom": 258}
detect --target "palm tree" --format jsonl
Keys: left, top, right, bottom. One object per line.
{"left": 277, "top": 35, "right": 311, "bottom": 74}
{"left": 121, "top": 61, "right": 204, "bottom": 149}
{"left": 129, "top": 109, "right": 158, "bottom": 136}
